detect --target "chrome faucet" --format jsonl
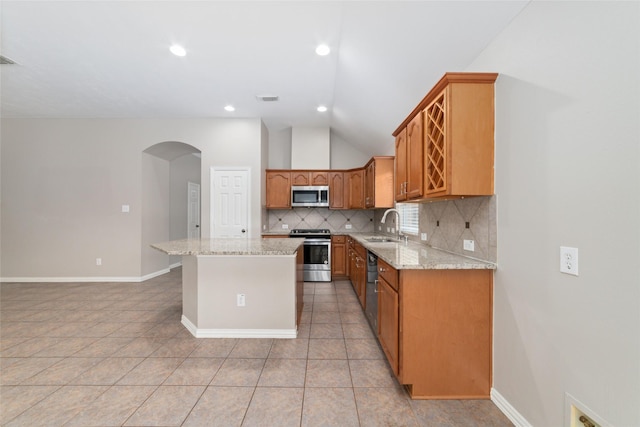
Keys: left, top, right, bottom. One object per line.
{"left": 380, "top": 208, "right": 407, "bottom": 243}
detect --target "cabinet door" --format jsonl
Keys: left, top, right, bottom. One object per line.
{"left": 406, "top": 113, "right": 424, "bottom": 199}
{"left": 364, "top": 161, "right": 375, "bottom": 208}
{"left": 266, "top": 171, "right": 291, "bottom": 209}
{"left": 291, "top": 171, "right": 310, "bottom": 186}
{"left": 424, "top": 90, "right": 447, "bottom": 195}
{"left": 378, "top": 276, "right": 399, "bottom": 376}
{"left": 311, "top": 172, "right": 329, "bottom": 186}
{"left": 395, "top": 130, "right": 407, "bottom": 201}
{"left": 348, "top": 169, "right": 364, "bottom": 209}
{"left": 329, "top": 172, "right": 345, "bottom": 209}
{"left": 331, "top": 239, "right": 347, "bottom": 278}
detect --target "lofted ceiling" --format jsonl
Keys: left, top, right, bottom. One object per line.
{"left": 0, "top": 1, "right": 529, "bottom": 156}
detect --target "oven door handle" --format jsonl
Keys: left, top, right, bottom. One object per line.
{"left": 303, "top": 240, "right": 331, "bottom": 245}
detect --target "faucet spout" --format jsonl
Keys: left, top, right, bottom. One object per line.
{"left": 380, "top": 208, "right": 403, "bottom": 241}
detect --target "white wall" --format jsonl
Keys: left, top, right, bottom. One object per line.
{"left": 0, "top": 118, "right": 264, "bottom": 279}
{"left": 467, "top": 2, "right": 639, "bottom": 426}
{"left": 330, "top": 132, "right": 372, "bottom": 169}
{"left": 141, "top": 153, "right": 170, "bottom": 277}
{"left": 169, "top": 153, "right": 201, "bottom": 266}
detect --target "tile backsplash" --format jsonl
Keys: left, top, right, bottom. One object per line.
{"left": 266, "top": 208, "right": 375, "bottom": 233}
{"left": 375, "top": 196, "right": 497, "bottom": 263}
{"left": 266, "top": 196, "right": 496, "bottom": 263}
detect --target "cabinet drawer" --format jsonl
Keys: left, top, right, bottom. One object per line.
{"left": 332, "top": 235, "right": 346, "bottom": 244}
{"left": 378, "top": 259, "right": 398, "bottom": 291}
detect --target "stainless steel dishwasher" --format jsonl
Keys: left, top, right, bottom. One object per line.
{"left": 364, "top": 251, "right": 379, "bottom": 332}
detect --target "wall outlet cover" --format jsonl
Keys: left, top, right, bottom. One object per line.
{"left": 282, "top": 224, "right": 289, "bottom": 229}
{"left": 345, "top": 224, "right": 352, "bottom": 229}
{"left": 560, "top": 246, "right": 579, "bottom": 276}
{"left": 421, "top": 233, "right": 427, "bottom": 241}
{"left": 463, "top": 239, "right": 475, "bottom": 251}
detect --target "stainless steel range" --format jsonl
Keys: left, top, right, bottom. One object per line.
{"left": 290, "top": 229, "right": 331, "bottom": 282}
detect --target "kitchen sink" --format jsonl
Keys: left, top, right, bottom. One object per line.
{"left": 365, "top": 237, "right": 397, "bottom": 243}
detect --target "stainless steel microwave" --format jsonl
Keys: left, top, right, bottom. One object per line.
{"left": 291, "top": 186, "right": 329, "bottom": 207}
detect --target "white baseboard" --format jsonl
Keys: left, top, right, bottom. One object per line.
{"left": 181, "top": 315, "right": 297, "bottom": 339}
{"left": 491, "top": 388, "right": 533, "bottom": 427}
{"left": 1, "top": 266, "right": 180, "bottom": 284}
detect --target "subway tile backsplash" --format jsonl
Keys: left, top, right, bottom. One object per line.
{"left": 267, "top": 208, "right": 375, "bottom": 233}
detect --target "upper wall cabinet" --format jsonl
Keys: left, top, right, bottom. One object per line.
{"left": 393, "top": 72, "right": 498, "bottom": 200}
{"left": 291, "top": 171, "right": 329, "bottom": 186}
{"left": 395, "top": 114, "right": 424, "bottom": 201}
{"left": 266, "top": 170, "right": 291, "bottom": 209}
{"left": 365, "top": 156, "right": 395, "bottom": 208}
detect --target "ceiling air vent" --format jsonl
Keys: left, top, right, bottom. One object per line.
{"left": 256, "top": 95, "right": 279, "bottom": 102}
{"left": 0, "top": 55, "right": 17, "bottom": 65}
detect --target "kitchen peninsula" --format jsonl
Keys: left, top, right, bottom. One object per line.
{"left": 152, "top": 238, "right": 304, "bottom": 338}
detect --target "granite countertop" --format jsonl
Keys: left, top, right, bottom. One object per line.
{"left": 347, "top": 233, "right": 496, "bottom": 270}
{"left": 151, "top": 237, "right": 304, "bottom": 256}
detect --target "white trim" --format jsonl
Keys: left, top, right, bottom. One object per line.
{"left": 0, "top": 267, "right": 178, "bottom": 283}
{"left": 181, "top": 315, "right": 297, "bottom": 338}
{"left": 170, "top": 261, "right": 182, "bottom": 270}
{"left": 491, "top": 388, "right": 533, "bottom": 427}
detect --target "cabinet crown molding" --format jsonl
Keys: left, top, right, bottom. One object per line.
{"left": 392, "top": 72, "right": 498, "bottom": 137}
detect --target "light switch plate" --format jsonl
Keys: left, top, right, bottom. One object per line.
{"left": 121, "top": 205, "right": 130, "bottom": 213}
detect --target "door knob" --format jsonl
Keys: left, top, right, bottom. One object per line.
{"left": 195, "top": 225, "right": 199, "bottom": 228}
{"left": 241, "top": 229, "right": 246, "bottom": 233}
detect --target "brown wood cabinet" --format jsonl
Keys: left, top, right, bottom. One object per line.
{"left": 331, "top": 235, "right": 347, "bottom": 279}
{"left": 364, "top": 156, "right": 395, "bottom": 208}
{"left": 377, "top": 259, "right": 399, "bottom": 376}
{"left": 394, "top": 130, "right": 407, "bottom": 201}
{"left": 393, "top": 72, "right": 497, "bottom": 200}
{"left": 377, "top": 264, "right": 493, "bottom": 399}
{"left": 347, "top": 169, "right": 364, "bottom": 209}
{"left": 394, "top": 113, "right": 424, "bottom": 201}
{"left": 265, "top": 170, "right": 291, "bottom": 209}
{"left": 291, "top": 171, "right": 329, "bottom": 186}
{"left": 328, "top": 172, "right": 345, "bottom": 209}
{"left": 347, "top": 237, "right": 366, "bottom": 308}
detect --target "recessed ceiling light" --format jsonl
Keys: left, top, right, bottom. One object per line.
{"left": 315, "top": 44, "right": 330, "bottom": 56}
{"left": 224, "top": 105, "right": 235, "bottom": 112}
{"left": 169, "top": 44, "right": 186, "bottom": 57}
{"left": 317, "top": 105, "right": 328, "bottom": 112}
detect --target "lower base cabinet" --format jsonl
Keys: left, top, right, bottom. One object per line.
{"left": 377, "top": 260, "right": 493, "bottom": 399}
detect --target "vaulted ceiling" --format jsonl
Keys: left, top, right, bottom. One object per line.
{"left": 0, "top": 1, "right": 529, "bottom": 155}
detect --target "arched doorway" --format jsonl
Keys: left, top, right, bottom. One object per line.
{"left": 141, "top": 141, "right": 201, "bottom": 279}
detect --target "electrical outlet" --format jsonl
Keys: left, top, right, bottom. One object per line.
{"left": 463, "top": 240, "right": 475, "bottom": 251}
{"left": 378, "top": 225, "right": 382, "bottom": 231}
{"left": 421, "top": 233, "right": 427, "bottom": 241}
{"left": 281, "top": 224, "right": 288, "bottom": 229}
{"left": 96, "top": 258, "right": 102, "bottom": 266}
{"left": 560, "top": 246, "right": 579, "bottom": 276}
{"left": 237, "top": 294, "right": 246, "bottom": 307}
{"left": 345, "top": 224, "right": 352, "bottom": 229}
{"left": 121, "top": 205, "right": 130, "bottom": 213}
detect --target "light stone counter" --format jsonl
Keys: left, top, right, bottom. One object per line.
{"left": 346, "top": 233, "right": 496, "bottom": 270}
{"left": 151, "top": 237, "right": 304, "bottom": 256}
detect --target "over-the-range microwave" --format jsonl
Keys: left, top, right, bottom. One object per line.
{"left": 291, "top": 186, "right": 329, "bottom": 207}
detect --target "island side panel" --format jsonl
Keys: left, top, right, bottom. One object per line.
{"left": 181, "top": 255, "right": 198, "bottom": 327}
{"left": 195, "top": 254, "right": 297, "bottom": 332}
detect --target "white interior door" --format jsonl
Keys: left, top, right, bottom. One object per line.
{"left": 211, "top": 168, "right": 250, "bottom": 238}
{"left": 187, "top": 182, "right": 201, "bottom": 239}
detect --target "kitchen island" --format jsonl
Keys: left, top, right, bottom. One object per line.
{"left": 152, "top": 238, "right": 304, "bottom": 338}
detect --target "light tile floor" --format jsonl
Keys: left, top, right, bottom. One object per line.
{"left": 0, "top": 268, "right": 513, "bottom": 426}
